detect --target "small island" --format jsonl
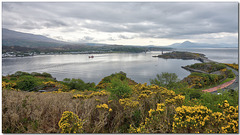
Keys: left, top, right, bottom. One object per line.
{"left": 152, "top": 51, "right": 213, "bottom": 63}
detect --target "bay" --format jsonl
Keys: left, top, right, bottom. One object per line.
{"left": 2, "top": 48, "right": 238, "bottom": 84}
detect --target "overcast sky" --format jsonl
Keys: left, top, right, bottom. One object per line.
{"left": 2, "top": 2, "right": 238, "bottom": 46}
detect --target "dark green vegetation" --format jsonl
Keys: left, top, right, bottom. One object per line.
{"left": 2, "top": 71, "right": 137, "bottom": 93}
{"left": 107, "top": 77, "right": 132, "bottom": 100}
{"left": 2, "top": 71, "right": 95, "bottom": 92}
{"left": 96, "top": 71, "right": 137, "bottom": 89}
{"left": 187, "top": 62, "right": 226, "bottom": 73}
{"left": 62, "top": 78, "right": 96, "bottom": 91}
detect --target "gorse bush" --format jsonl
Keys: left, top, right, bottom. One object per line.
{"left": 173, "top": 100, "right": 238, "bottom": 133}
{"left": 224, "top": 63, "right": 238, "bottom": 71}
{"left": 183, "top": 72, "right": 224, "bottom": 89}
{"left": 58, "top": 111, "right": 84, "bottom": 133}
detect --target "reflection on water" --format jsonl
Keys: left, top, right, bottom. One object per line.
{"left": 176, "top": 48, "right": 238, "bottom": 64}
{"left": 2, "top": 48, "right": 238, "bottom": 84}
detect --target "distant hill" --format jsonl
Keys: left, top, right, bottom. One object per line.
{"left": 169, "top": 41, "right": 238, "bottom": 48}
{"left": 2, "top": 28, "right": 66, "bottom": 47}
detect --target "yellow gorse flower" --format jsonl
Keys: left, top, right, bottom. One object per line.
{"left": 96, "top": 104, "right": 109, "bottom": 110}
{"left": 73, "top": 90, "right": 108, "bottom": 99}
{"left": 58, "top": 111, "right": 84, "bottom": 133}
{"left": 119, "top": 98, "right": 139, "bottom": 110}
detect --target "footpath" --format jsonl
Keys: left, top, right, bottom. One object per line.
{"left": 202, "top": 78, "right": 236, "bottom": 93}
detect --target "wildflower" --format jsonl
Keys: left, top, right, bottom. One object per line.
{"left": 96, "top": 104, "right": 109, "bottom": 110}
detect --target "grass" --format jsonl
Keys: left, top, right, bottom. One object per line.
{"left": 2, "top": 89, "right": 76, "bottom": 133}
{"left": 219, "top": 77, "right": 235, "bottom": 85}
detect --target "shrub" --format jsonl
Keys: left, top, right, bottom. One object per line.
{"left": 42, "top": 72, "right": 53, "bottom": 78}
{"left": 226, "top": 69, "right": 235, "bottom": 78}
{"left": 199, "top": 90, "right": 239, "bottom": 112}
{"left": 183, "top": 72, "right": 224, "bottom": 89}
{"left": 62, "top": 78, "right": 95, "bottom": 91}
{"left": 10, "top": 77, "right": 17, "bottom": 81}
{"left": 107, "top": 77, "right": 132, "bottom": 100}
{"left": 31, "top": 72, "right": 42, "bottom": 76}
{"left": 189, "top": 62, "right": 226, "bottom": 73}
{"left": 16, "top": 76, "right": 38, "bottom": 91}
{"left": 96, "top": 71, "right": 137, "bottom": 89}
{"left": 12, "top": 71, "right": 31, "bottom": 77}
{"left": 189, "top": 90, "right": 202, "bottom": 100}
{"left": 58, "top": 111, "right": 84, "bottom": 133}
{"left": 2, "top": 77, "right": 9, "bottom": 82}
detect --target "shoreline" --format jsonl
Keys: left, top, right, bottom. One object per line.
{"left": 2, "top": 51, "right": 238, "bottom": 93}
{"left": 153, "top": 51, "right": 238, "bottom": 93}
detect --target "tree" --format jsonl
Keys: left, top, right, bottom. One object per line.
{"left": 150, "top": 72, "right": 179, "bottom": 89}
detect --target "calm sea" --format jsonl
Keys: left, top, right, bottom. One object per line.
{"left": 2, "top": 48, "right": 238, "bottom": 84}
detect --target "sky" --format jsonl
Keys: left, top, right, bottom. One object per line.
{"left": 2, "top": 2, "right": 238, "bottom": 46}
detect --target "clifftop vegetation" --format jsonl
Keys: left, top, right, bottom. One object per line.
{"left": 182, "top": 62, "right": 236, "bottom": 89}
{"left": 2, "top": 71, "right": 238, "bottom": 133}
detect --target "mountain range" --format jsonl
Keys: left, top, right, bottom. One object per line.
{"left": 169, "top": 41, "right": 237, "bottom": 48}
{"left": 2, "top": 28, "right": 66, "bottom": 47}
{"left": 2, "top": 28, "right": 238, "bottom": 48}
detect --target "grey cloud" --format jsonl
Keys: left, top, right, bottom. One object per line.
{"left": 2, "top": 2, "right": 238, "bottom": 43}
{"left": 118, "top": 34, "right": 134, "bottom": 39}
{"left": 44, "top": 20, "right": 68, "bottom": 28}
{"left": 54, "top": 36, "right": 64, "bottom": 40}
{"left": 83, "top": 36, "right": 94, "bottom": 41}
{"left": 107, "top": 37, "right": 116, "bottom": 41}
{"left": 79, "top": 36, "right": 95, "bottom": 42}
